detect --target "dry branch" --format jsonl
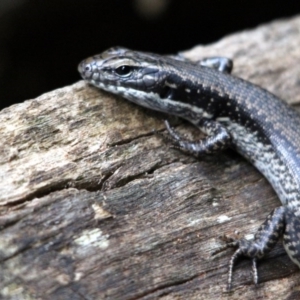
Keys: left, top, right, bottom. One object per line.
{"left": 1, "top": 15, "right": 300, "bottom": 300}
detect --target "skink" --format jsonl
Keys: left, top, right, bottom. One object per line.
{"left": 78, "top": 47, "right": 300, "bottom": 289}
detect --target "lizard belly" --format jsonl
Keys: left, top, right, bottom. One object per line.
{"left": 224, "top": 120, "right": 300, "bottom": 209}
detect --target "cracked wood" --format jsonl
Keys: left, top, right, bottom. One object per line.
{"left": 1, "top": 15, "right": 300, "bottom": 300}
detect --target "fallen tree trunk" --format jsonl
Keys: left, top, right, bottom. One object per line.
{"left": 1, "top": 15, "right": 300, "bottom": 300}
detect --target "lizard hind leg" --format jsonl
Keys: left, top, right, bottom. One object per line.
{"left": 283, "top": 209, "right": 300, "bottom": 268}
{"left": 214, "top": 206, "right": 286, "bottom": 290}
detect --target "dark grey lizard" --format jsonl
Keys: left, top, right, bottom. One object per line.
{"left": 78, "top": 47, "right": 300, "bottom": 290}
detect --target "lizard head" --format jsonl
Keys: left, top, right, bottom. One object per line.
{"left": 78, "top": 47, "right": 211, "bottom": 122}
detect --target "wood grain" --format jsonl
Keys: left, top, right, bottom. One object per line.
{"left": 1, "top": 15, "right": 300, "bottom": 300}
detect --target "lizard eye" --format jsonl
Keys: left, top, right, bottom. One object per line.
{"left": 115, "top": 65, "right": 133, "bottom": 77}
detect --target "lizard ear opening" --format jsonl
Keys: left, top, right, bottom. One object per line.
{"left": 159, "top": 86, "right": 173, "bottom": 99}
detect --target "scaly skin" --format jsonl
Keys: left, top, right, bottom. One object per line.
{"left": 78, "top": 47, "right": 300, "bottom": 289}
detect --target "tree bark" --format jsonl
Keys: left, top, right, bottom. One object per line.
{"left": 1, "top": 15, "right": 300, "bottom": 300}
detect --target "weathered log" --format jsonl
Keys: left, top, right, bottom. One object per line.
{"left": 1, "top": 15, "right": 300, "bottom": 300}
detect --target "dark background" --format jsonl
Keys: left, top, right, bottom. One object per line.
{"left": 1, "top": 0, "right": 300, "bottom": 109}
